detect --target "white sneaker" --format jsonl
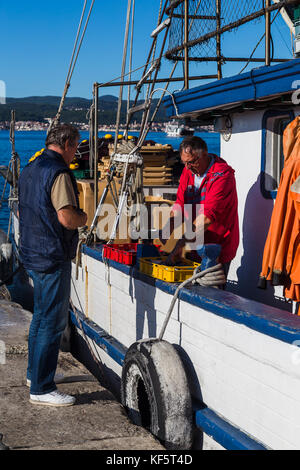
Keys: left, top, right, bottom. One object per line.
{"left": 26, "top": 373, "right": 65, "bottom": 388}
{"left": 30, "top": 390, "right": 76, "bottom": 407}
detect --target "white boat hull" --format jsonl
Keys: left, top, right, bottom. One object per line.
{"left": 70, "top": 246, "right": 300, "bottom": 450}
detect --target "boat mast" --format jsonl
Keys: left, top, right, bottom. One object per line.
{"left": 184, "top": 0, "right": 189, "bottom": 88}
{"left": 93, "top": 83, "right": 99, "bottom": 214}
{"left": 265, "top": 0, "right": 271, "bottom": 66}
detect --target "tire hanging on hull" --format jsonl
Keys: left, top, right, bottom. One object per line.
{"left": 121, "top": 339, "right": 193, "bottom": 450}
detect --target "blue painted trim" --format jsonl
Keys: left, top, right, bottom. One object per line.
{"left": 69, "top": 305, "right": 267, "bottom": 450}
{"left": 83, "top": 244, "right": 103, "bottom": 262}
{"left": 194, "top": 405, "right": 267, "bottom": 450}
{"left": 260, "top": 109, "right": 295, "bottom": 200}
{"left": 70, "top": 308, "right": 126, "bottom": 366}
{"left": 81, "top": 244, "right": 300, "bottom": 346}
{"left": 163, "top": 59, "right": 300, "bottom": 118}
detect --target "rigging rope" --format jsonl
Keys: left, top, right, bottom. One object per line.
{"left": 70, "top": 279, "right": 108, "bottom": 387}
{"left": 87, "top": 103, "right": 95, "bottom": 178}
{"left": 9, "top": 110, "right": 20, "bottom": 195}
{"left": 127, "top": 0, "right": 135, "bottom": 116}
{"left": 105, "top": 0, "right": 174, "bottom": 244}
{"left": 48, "top": 0, "right": 95, "bottom": 133}
{"left": 88, "top": 0, "right": 182, "bottom": 244}
{"left": 238, "top": 8, "right": 281, "bottom": 74}
{"left": 113, "top": 0, "right": 133, "bottom": 154}
{"left": 145, "top": 0, "right": 164, "bottom": 102}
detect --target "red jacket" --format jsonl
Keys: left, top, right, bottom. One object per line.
{"left": 173, "top": 155, "right": 239, "bottom": 263}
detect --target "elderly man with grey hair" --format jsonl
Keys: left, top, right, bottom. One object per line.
{"left": 18, "top": 123, "right": 87, "bottom": 407}
{"left": 160, "top": 136, "right": 239, "bottom": 280}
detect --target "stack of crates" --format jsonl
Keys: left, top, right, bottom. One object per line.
{"left": 102, "top": 243, "right": 138, "bottom": 266}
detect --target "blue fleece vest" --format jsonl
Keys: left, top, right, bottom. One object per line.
{"left": 18, "top": 148, "right": 79, "bottom": 272}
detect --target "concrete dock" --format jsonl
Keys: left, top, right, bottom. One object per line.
{"left": 0, "top": 300, "right": 164, "bottom": 450}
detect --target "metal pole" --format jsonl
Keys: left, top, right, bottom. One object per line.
{"left": 265, "top": 0, "right": 271, "bottom": 66}
{"left": 166, "top": 0, "right": 298, "bottom": 57}
{"left": 9, "top": 110, "right": 19, "bottom": 196}
{"left": 216, "top": 0, "right": 222, "bottom": 79}
{"left": 127, "top": 0, "right": 135, "bottom": 116}
{"left": 96, "top": 74, "right": 218, "bottom": 89}
{"left": 114, "top": 0, "right": 132, "bottom": 153}
{"left": 166, "top": 55, "right": 288, "bottom": 62}
{"left": 184, "top": 0, "right": 189, "bottom": 89}
{"left": 93, "top": 83, "right": 99, "bottom": 214}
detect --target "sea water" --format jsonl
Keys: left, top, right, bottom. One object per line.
{"left": 0, "top": 130, "right": 220, "bottom": 232}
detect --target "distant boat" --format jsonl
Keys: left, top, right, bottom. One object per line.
{"left": 165, "top": 121, "right": 194, "bottom": 137}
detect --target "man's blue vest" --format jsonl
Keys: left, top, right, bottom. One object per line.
{"left": 18, "top": 148, "right": 79, "bottom": 272}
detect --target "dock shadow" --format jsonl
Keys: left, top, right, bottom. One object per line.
{"left": 8, "top": 264, "right": 34, "bottom": 312}
{"left": 60, "top": 374, "right": 97, "bottom": 385}
{"left": 173, "top": 342, "right": 206, "bottom": 450}
{"left": 70, "top": 326, "right": 121, "bottom": 400}
{"left": 74, "top": 389, "right": 115, "bottom": 405}
{"left": 130, "top": 271, "right": 158, "bottom": 341}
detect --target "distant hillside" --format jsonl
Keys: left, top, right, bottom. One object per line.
{"left": 0, "top": 95, "right": 167, "bottom": 124}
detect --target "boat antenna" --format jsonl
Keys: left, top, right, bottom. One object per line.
{"left": 48, "top": 0, "right": 95, "bottom": 134}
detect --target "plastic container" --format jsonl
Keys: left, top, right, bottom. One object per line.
{"left": 139, "top": 256, "right": 200, "bottom": 283}
{"left": 103, "top": 243, "right": 138, "bottom": 265}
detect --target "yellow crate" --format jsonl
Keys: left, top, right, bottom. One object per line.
{"left": 139, "top": 257, "right": 200, "bottom": 283}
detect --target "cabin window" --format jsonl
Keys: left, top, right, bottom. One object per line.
{"left": 261, "top": 110, "right": 294, "bottom": 199}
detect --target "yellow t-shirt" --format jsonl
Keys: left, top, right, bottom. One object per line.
{"left": 51, "top": 173, "right": 77, "bottom": 211}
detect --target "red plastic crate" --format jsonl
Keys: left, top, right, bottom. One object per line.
{"left": 102, "top": 243, "right": 138, "bottom": 265}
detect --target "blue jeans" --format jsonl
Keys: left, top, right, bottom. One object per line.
{"left": 26, "top": 261, "right": 71, "bottom": 395}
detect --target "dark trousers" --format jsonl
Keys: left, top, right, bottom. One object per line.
{"left": 26, "top": 261, "right": 71, "bottom": 394}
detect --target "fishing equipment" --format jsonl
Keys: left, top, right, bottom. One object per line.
{"left": 48, "top": 0, "right": 95, "bottom": 133}
{"left": 166, "top": 0, "right": 297, "bottom": 80}
{"left": 86, "top": 0, "right": 176, "bottom": 245}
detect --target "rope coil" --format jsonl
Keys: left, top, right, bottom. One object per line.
{"left": 159, "top": 263, "right": 226, "bottom": 340}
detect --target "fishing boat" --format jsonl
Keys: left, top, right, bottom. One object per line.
{"left": 5, "top": 0, "right": 300, "bottom": 451}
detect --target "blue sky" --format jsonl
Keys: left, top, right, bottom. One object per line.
{"left": 0, "top": 0, "right": 295, "bottom": 99}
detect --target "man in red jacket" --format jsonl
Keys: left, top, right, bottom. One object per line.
{"left": 160, "top": 136, "right": 239, "bottom": 277}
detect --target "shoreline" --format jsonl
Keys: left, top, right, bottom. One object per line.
{"left": 0, "top": 122, "right": 214, "bottom": 133}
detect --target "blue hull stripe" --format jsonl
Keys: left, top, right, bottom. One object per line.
{"left": 194, "top": 404, "right": 267, "bottom": 450}
{"left": 82, "top": 244, "right": 300, "bottom": 346}
{"left": 70, "top": 308, "right": 126, "bottom": 366}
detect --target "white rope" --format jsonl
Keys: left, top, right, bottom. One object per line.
{"left": 158, "top": 263, "right": 226, "bottom": 340}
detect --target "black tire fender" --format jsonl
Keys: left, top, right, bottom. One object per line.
{"left": 121, "top": 339, "right": 193, "bottom": 450}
